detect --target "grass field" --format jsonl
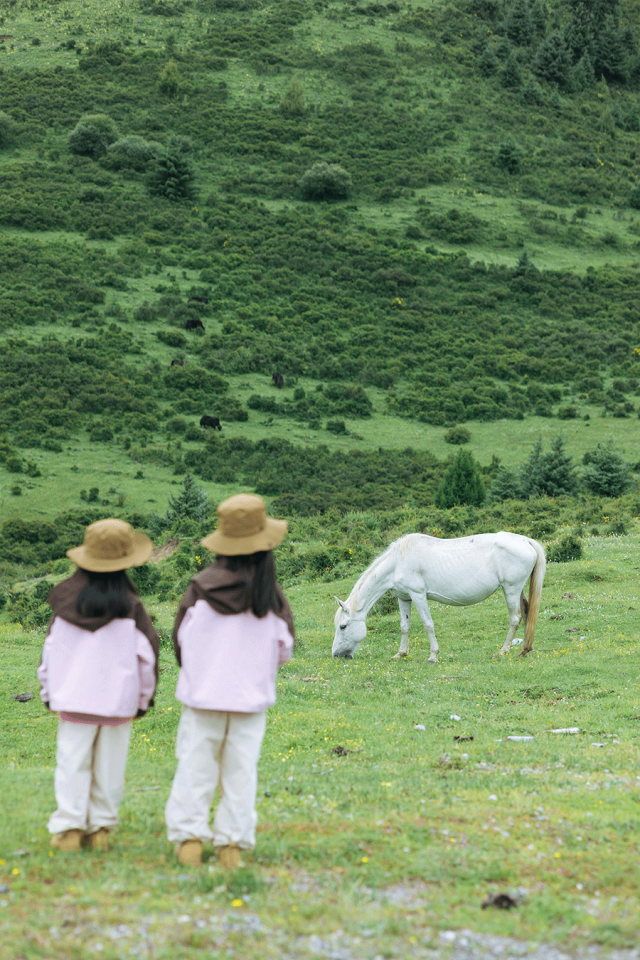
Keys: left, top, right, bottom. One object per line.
{"left": 1, "top": 535, "right": 640, "bottom": 957}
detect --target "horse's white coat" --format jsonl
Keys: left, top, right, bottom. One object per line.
{"left": 332, "top": 532, "right": 546, "bottom": 661}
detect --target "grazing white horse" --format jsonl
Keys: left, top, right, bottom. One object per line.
{"left": 332, "top": 532, "right": 545, "bottom": 662}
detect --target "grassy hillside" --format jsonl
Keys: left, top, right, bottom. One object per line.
{"left": 0, "top": 0, "right": 639, "bottom": 559}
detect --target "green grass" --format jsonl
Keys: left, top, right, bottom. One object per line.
{"left": 2, "top": 536, "right": 640, "bottom": 956}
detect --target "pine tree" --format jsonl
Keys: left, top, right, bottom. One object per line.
{"left": 594, "top": 15, "right": 628, "bottom": 82}
{"left": 520, "top": 437, "right": 576, "bottom": 498}
{"left": 165, "top": 474, "right": 210, "bottom": 525}
{"left": 487, "top": 466, "right": 522, "bottom": 502}
{"left": 478, "top": 41, "right": 499, "bottom": 76}
{"left": 500, "top": 50, "right": 523, "bottom": 87}
{"left": 436, "top": 450, "right": 486, "bottom": 508}
{"left": 532, "top": 31, "right": 573, "bottom": 88}
{"left": 504, "top": 0, "right": 534, "bottom": 46}
{"left": 582, "top": 441, "right": 632, "bottom": 496}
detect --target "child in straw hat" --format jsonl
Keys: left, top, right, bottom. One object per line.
{"left": 165, "top": 494, "right": 295, "bottom": 868}
{"left": 38, "top": 518, "right": 159, "bottom": 853}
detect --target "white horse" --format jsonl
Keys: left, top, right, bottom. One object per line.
{"left": 332, "top": 532, "right": 546, "bottom": 662}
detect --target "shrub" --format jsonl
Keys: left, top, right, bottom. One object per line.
{"left": 326, "top": 419, "right": 347, "bottom": 434}
{"left": 0, "top": 111, "right": 19, "bottom": 149}
{"left": 156, "top": 330, "right": 187, "bottom": 348}
{"left": 281, "top": 78, "right": 306, "bottom": 115}
{"left": 158, "top": 59, "right": 181, "bottom": 96}
{"left": 629, "top": 184, "right": 640, "bottom": 210}
{"left": 547, "top": 531, "right": 583, "bottom": 562}
{"left": 495, "top": 138, "right": 523, "bottom": 173}
{"left": 444, "top": 425, "right": 471, "bottom": 444}
{"left": 68, "top": 114, "right": 118, "bottom": 158}
{"left": 435, "top": 449, "right": 485, "bottom": 508}
{"left": 299, "top": 162, "right": 352, "bottom": 201}
{"left": 557, "top": 405, "right": 578, "bottom": 419}
{"left": 107, "top": 136, "right": 162, "bottom": 170}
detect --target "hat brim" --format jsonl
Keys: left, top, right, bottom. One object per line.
{"left": 66, "top": 530, "right": 154, "bottom": 572}
{"left": 200, "top": 517, "right": 287, "bottom": 556}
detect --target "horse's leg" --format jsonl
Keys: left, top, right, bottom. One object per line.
{"left": 390, "top": 598, "right": 411, "bottom": 660}
{"left": 499, "top": 586, "right": 524, "bottom": 655}
{"left": 409, "top": 594, "right": 439, "bottom": 663}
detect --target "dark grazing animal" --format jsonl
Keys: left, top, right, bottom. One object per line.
{"left": 169, "top": 358, "right": 185, "bottom": 369}
{"left": 185, "top": 318, "right": 205, "bottom": 331}
{"left": 200, "top": 415, "right": 221, "bottom": 430}
{"left": 272, "top": 371, "right": 284, "bottom": 388}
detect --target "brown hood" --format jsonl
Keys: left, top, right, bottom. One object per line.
{"left": 48, "top": 569, "right": 160, "bottom": 683}
{"left": 172, "top": 557, "right": 295, "bottom": 665}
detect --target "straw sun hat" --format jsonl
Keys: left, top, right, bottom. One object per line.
{"left": 67, "top": 518, "right": 153, "bottom": 572}
{"left": 201, "top": 494, "right": 287, "bottom": 556}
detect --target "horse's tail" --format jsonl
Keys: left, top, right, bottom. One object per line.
{"left": 521, "top": 539, "right": 546, "bottom": 656}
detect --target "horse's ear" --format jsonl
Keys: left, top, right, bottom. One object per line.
{"left": 334, "top": 596, "right": 348, "bottom": 612}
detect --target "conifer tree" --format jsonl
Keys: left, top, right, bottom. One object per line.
{"left": 500, "top": 50, "right": 523, "bottom": 87}
{"left": 520, "top": 437, "right": 576, "bottom": 498}
{"left": 582, "top": 442, "right": 632, "bottom": 496}
{"left": 532, "top": 31, "right": 573, "bottom": 88}
{"left": 436, "top": 450, "right": 486, "bottom": 508}
{"left": 504, "top": 0, "right": 534, "bottom": 46}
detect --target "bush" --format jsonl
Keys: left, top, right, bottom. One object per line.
{"left": 629, "top": 184, "right": 640, "bottom": 210}
{"left": 326, "top": 419, "right": 347, "bottom": 434}
{"left": 299, "top": 162, "right": 352, "bottom": 201}
{"left": 107, "top": 136, "right": 162, "bottom": 170}
{"left": 444, "top": 425, "right": 471, "bottom": 444}
{"left": 68, "top": 114, "right": 118, "bottom": 159}
{"left": 435, "top": 449, "right": 485, "bottom": 508}
{"left": 0, "top": 111, "right": 19, "bottom": 149}
{"left": 158, "top": 59, "right": 181, "bottom": 96}
{"left": 156, "top": 330, "right": 187, "bottom": 348}
{"left": 547, "top": 531, "right": 583, "bottom": 562}
{"left": 495, "top": 138, "right": 523, "bottom": 173}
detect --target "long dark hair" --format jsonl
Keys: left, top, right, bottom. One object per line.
{"left": 76, "top": 569, "right": 133, "bottom": 619}
{"left": 222, "top": 550, "right": 279, "bottom": 619}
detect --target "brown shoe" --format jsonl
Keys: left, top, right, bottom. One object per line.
{"left": 218, "top": 843, "right": 241, "bottom": 870}
{"left": 51, "top": 829, "right": 84, "bottom": 852}
{"left": 175, "top": 838, "right": 202, "bottom": 867}
{"left": 84, "top": 827, "right": 110, "bottom": 851}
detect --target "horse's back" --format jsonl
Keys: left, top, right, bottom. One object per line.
{"left": 391, "top": 532, "right": 538, "bottom": 604}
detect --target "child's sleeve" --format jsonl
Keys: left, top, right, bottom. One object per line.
{"left": 136, "top": 631, "right": 158, "bottom": 714}
{"left": 277, "top": 622, "right": 295, "bottom": 667}
{"left": 37, "top": 632, "right": 53, "bottom": 708}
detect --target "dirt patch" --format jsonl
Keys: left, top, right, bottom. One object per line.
{"left": 150, "top": 539, "right": 179, "bottom": 563}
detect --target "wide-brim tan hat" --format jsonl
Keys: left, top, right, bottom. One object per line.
{"left": 201, "top": 494, "right": 287, "bottom": 556}
{"left": 67, "top": 518, "right": 154, "bottom": 572}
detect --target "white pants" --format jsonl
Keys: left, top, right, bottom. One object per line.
{"left": 165, "top": 706, "right": 267, "bottom": 849}
{"left": 48, "top": 720, "right": 132, "bottom": 836}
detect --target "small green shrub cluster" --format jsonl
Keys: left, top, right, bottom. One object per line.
{"left": 247, "top": 384, "right": 372, "bottom": 421}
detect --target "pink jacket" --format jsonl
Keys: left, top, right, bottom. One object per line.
{"left": 175, "top": 600, "right": 294, "bottom": 713}
{"left": 38, "top": 616, "right": 157, "bottom": 719}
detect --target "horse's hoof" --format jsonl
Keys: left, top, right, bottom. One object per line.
{"left": 390, "top": 653, "right": 407, "bottom": 660}
{"left": 427, "top": 656, "right": 438, "bottom": 664}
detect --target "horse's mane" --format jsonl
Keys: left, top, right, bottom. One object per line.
{"left": 347, "top": 540, "right": 399, "bottom": 611}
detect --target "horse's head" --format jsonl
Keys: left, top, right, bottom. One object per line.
{"left": 332, "top": 597, "right": 366, "bottom": 658}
